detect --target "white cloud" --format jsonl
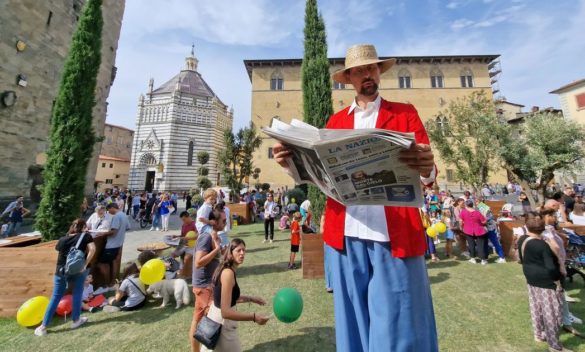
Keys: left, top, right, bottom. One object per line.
{"left": 122, "top": 0, "right": 302, "bottom": 46}
{"left": 450, "top": 18, "right": 475, "bottom": 30}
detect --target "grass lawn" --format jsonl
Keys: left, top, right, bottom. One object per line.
{"left": 0, "top": 223, "right": 583, "bottom": 352}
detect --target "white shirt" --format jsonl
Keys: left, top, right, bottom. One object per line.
{"left": 344, "top": 95, "right": 435, "bottom": 242}
{"left": 87, "top": 212, "right": 112, "bottom": 234}
{"left": 569, "top": 212, "right": 585, "bottom": 225}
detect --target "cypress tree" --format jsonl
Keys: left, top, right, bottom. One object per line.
{"left": 35, "top": 0, "right": 103, "bottom": 240}
{"left": 301, "top": 0, "right": 333, "bottom": 223}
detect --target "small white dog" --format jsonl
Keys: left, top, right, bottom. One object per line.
{"left": 146, "top": 279, "right": 190, "bottom": 309}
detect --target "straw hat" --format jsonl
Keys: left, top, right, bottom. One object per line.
{"left": 332, "top": 44, "right": 396, "bottom": 84}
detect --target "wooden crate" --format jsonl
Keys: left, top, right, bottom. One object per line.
{"left": 0, "top": 245, "right": 58, "bottom": 317}
{"left": 301, "top": 233, "right": 324, "bottom": 279}
{"left": 229, "top": 203, "right": 251, "bottom": 225}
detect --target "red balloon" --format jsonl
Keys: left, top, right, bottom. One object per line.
{"left": 56, "top": 294, "right": 73, "bottom": 316}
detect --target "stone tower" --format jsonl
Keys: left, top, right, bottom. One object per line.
{"left": 0, "top": 0, "right": 125, "bottom": 204}
{"left": 128, "top": 48, "right": 234, "bottom": 192}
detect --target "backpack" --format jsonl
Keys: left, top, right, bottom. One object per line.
{"left": 64, "top": 234, "right": 87, "bottom": 276}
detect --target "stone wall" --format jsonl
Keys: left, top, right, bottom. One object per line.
{"left": 0, "top": 0, "right": 125, "bottom": 207}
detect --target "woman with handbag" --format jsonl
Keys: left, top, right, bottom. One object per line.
{"left": 199, "top": 238, "right": 269, "bottom": 351}
{"left": 35, "top": 219, "right": 96, "bottom": 336}
{"left": 518, "top": 213, "right": 571, "bottom": 352}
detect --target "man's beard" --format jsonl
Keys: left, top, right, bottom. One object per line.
{"left": 359, "top": 80, "right": 378, "bottom": 96}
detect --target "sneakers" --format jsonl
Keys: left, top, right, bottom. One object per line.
{"left": 262, "top": 239, "right": 267, "bottom": 243}
{"left": 71, "top": 316, "right": 88, "bottom": 329}
{"left": 288, "top": 263, "right": 297, "bottom": 270}
{"left": 566, "top": 294, "right": 579, "bottom": 303}
{"left": 481, "top": 260, "right": 488, "bottom": 265}
{"left": 570, "top": 314, "right": 583, "bottom": 325}
{"left": 270, "top": 239, "right": 273, "bottom": 243}
{"left": 468, "top": 258, "right": 477, "bottom": 264}
{"left": 462, "top": 251, "right": 470, "bottom": 258}
{"left": 34, "top": 326, "right": 47, "bottom": 337}
{"left": 149, "top": 227, "right": 155, "bottom": 231}
{"left": 496, "top": 257, "right": 506, "bottom": 264}
{"left": 156, "top": 227, "right": 160, "bottom": 231}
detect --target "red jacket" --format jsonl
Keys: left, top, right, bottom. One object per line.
{"left": 323, "top": 98, "right": 433, "bottom": 258}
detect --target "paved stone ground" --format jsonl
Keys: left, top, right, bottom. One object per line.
{"left": 120, "top": 200, "right": 186, "bottom": 263}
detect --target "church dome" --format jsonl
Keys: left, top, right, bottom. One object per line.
{"left": 152, "top": 70, "right": 216, "bottom": 98}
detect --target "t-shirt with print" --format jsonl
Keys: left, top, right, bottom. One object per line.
{"left": 55, "top": 232, "right": 93, "bottom": 274}
{"left": 196, "top": 203, "right": 213, "bottom": 234}
{"left": 193, "top": 232, "right": 219, "bottom": 288}
{"left": 290, "top": 220, "right": 301, "bottom": 246}
{"left": 119, "top": 275, "right": 145, "bottom": 308}
{"left": 108, "top": 210, "right": 130, "bottom": 249}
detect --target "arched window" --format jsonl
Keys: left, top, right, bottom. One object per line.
{"left": 460, "top": 68, "right": 474, "bottom": 88}
{"left": 139, "top": 153, "right": 157, "bottom": 166}
{"left": 270, "top": 71, "right": 284, "bottom": 90}
{"left": 430, "top": 68, "right": 444, "bottom": 88}
{"left": 398, "top": 69, "right": 411, "bottom": 89}
{"left": 187, "top": 141, "right": 194, "bottom": 166}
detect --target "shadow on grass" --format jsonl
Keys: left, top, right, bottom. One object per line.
{"left": 238, "top": 262, "right": 291, "bottom": 277}
{"left": 429, "top": 272, "right": 450, "bottom": 285}
{"left": 246, "top": 326, "right": 335, "bottom": 352}
{"left": 48, "top": 300, "right": 182, "bottom": 332}
{"left": 427, "top": 260, "right": 461, "bottom": 269}
{"left": 246, "top": 246, "right": 278, "bottom": 253}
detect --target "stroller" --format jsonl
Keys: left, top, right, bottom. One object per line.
{"left": 565, "top": 230, "right": 585, "bottom": 284}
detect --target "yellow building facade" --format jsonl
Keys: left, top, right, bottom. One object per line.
{"left": 550, "top": 78, "right": 585, "bottom": 125}
{"left": 245, "top": 55, "right": 507, "bottom": 191}
{"left": 94, "top": 123, "right": 134, "bottom": 192}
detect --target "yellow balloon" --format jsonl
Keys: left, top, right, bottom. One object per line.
{"left": 185, "top": 230, "right": 197, "bottom": 248}
{"left": 139, "top": 259, "right": 166, "bottom": 285}
{"left": 17, "top": 296, "right": 49, "bottom": 327}
{"left": 435, "top": 222, "right": 447, "bottom": 234}
{"left": 426, "top": 227, "right": 437, "bottom": 238}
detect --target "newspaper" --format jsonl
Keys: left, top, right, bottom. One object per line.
{"left": 262, "top": 118, "right": 425, "bottom": 207}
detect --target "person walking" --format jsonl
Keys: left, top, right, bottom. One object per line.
{"left": 263, "top": 193, "right": 276, "bottom": 243}
{"left": 4, "top": 200, "right": 30, "bottom": 237}
{"left": 518, "top": 213, "right": 573, "bottom": 352}
{"left": 460, "top": 199, "right": 489, "bottom": 265}
{"left": 34, "top": 219, "right": 96, "bottom": 336}
{"left": 200, "top": 238, "right": 269, "bottom": 352}
{"left": 273, "top": 44, "right": 438, "bottom": 351}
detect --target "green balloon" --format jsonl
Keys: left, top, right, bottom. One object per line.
{"left": 273, "top": 288, "right": 303, "bottom": 323}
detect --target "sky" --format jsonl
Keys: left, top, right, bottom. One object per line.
{"left": 106, "top": 0, "right": 585, "bottom": 131}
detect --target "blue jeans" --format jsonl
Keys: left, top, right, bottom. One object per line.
{"left": 486, "top": 229, "right": 505, "bottom": 258}
{"left": 324, "top": 243, "right": 333, "bottom": 290}
{"left": 329, "top": 237, "right": 438, "bottom": 352}
{"left": 42, "top": 270, "right": 88, "bottom": 326}
{"left": 6, "top": 222, "right": 22, "bottom": 237}
{"left": 133, "top": 205, "right": 140, "bottom": 218}
{"left": 152, "top": 213, "right": 161, "bottom": 227}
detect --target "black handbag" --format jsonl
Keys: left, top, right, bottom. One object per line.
{"left": 194, "top": 315, "right": 222, "bottom": 349}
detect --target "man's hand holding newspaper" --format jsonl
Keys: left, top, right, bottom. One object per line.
{"left": 265, "top": 119, "right": 435, "bottom": 207}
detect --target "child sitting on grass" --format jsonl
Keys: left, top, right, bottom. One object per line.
{"left": 104, "top": 262, "right": 146, "bottom": 312}
{"left": 81, "top": 274, "right": 106, "bottom": 312}
{"left": 288, "top": 212, "right": 302, "bottom": 269}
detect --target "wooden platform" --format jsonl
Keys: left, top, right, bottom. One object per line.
{"left": 229, "top": 203, "right": 251, "bottom": 224}
{"left": 301, "top": 233, "right": 324, "bottom": 279}
{"left": 0, "top": 244, "right": 57, "bottom": 317}
{"left": 0, "top": 234, "right": 42, "bottom": 248}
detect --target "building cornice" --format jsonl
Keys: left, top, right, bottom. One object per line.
{"left": 243, "top": 54, "right": 500, "bottom": 82}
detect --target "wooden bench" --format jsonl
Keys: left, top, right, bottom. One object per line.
{"left": 0, "top": 245, "right": 57, "bottom": 317}
{"left": 301, "top": 233, "right": 324, "bottom": 279}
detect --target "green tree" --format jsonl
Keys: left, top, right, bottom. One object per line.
{"left": 218, "top": 122, "right": 262, "bottom": 197}
{"left": 499, "top": 112, "right": 585, "bottom": 206}
{"left": 301, "top": 0, "right": 333, "bottom": 223}
{"left": 425, "top": 91, "right": 505, "bottom": 191}
{"left": 35, "top": 0, "right": 103, "bottom": 240}
{"left": 196, "top": 151, "right": 211, "bottom": 189}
